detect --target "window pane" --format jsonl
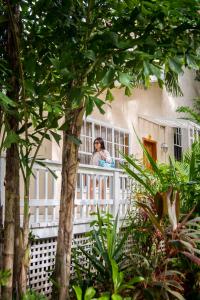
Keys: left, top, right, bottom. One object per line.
{"left": 115, "top": 144, "right": 119, "bottom": 157}
{"left": 81, "top": 122, "right": 85, "bottom": 135}
{"left": 86, "top": 137, "right": 93, "bottom": 152}
{"left": 107, "top": 142, "right": 112, "bottom": 155}
{"left": 125, "top": 146, "right": 129, "bottom": 155}
{"left": 101, "top": 126, "right": 106, "bottom": 139}
{"left": 125, "top": 134, "right": 129, "bottom": 147}
{"left": 107, "top": 128, "right": 112, "bottom": 142}
{"left": 114, "top": 130, "right": 119, "bottom": 143}
{"left": 120, "top": 132, "right": 124, "bottom": 145}
{"left": 119, "top": 145, "right": 124, "bottom": 154}
{"left": 80, "top": 137, "right": 85, "bottom": 151}
{"left": 95, "top": 124, "right": 100, "bottom": 138}
{"left": 86, "top": 122, "right": 92, "bottom": 136}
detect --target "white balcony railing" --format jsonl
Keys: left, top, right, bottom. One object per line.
{"left": 0, "top": 158, "right": 132, "bottom": 238}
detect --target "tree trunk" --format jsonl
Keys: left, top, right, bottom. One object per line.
{"left": 18, "top": 191, "right": 30, "bottom": 296}
{"left": 13, "top": 183, "right": 21, "bottom": 300}
{"left": 53, "top": 108, "right": 84, "bottom": 300}
{"left": 2, "top": 139, "right": 19, "bottom": 300}
{"left": 2, "top": 2, "right": 20, "bottom": 299}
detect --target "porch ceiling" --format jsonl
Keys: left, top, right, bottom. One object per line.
{"left": 139, "top": 115, "right": 200, "bottom": 129}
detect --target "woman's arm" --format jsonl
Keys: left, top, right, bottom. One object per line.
{"left": 100, "top": 150, "right": 112, "bottom": 163}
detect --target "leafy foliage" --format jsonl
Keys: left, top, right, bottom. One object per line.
{"left": 72, "top": 210, "right": 135, "bottom": 293}
{"left": 22, "top": 289, "right": 47, "bottom": 300}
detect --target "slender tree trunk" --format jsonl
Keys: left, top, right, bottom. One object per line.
{"left": 19, "top": 191, "right": 30, "bottom": 296}
{"left": 2, "top": 2, "right": 20, "bottom": 299}
{"left": 2, "top": 135, "right": 19, "bottom": 300}
{"left": 13, "top": 184, "right": 21, "bottom": 300}
{"left": 53, "top": 107, "right": 84, "bottom": 300}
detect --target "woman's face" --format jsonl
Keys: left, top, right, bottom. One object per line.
{"left": 94, "top": 140, "right": 101, "bottom": 151}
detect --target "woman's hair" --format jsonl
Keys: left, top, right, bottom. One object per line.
{"left": 93, "top": 137, "right": 105, "bottom": 153}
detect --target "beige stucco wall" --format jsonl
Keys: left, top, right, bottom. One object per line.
{"left": 51, "top": 70, "right": 200, "bottom": 164}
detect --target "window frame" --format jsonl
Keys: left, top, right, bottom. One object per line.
{"left": 79, "top": 117, "right": 130, "bottom": 165}
{"left": 174, "top": 127, "right": 182, "bottom": 161}
{"left": 189, "top": 125, "right": 200, "bottom": 147}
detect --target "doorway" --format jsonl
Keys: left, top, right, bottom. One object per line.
{"left": 143, "top": 138, "right": 157, "bottom": 169}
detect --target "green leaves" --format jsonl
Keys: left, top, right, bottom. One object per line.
{"left": 3, "top": 131, "right": 19, "bottom": 148}
{"left": 118, "top": 72, "right": 132, "bottom": 87}
{"left": 50, "top": 130, "right": 61, "bottom": 146}
{"left": 186, "top": 54, "right": 199, "bottom": 70}
{"left": 168, "top": 57, "right": 183, "bottom": 75}
{"left": 111, "top": 259, "right": 124, "bottom": 294}
{"left": 67, "top": 134, "right": 82, "bottom": 146}
{"left": 86, "top": 96, "right": 94, "bottom": 116}
{"left": 86, "top": 96, "right": 105, "bottom": 116}
{"left": 101, "top": 69, "right": 115, "bottom": 87}
{"left": 0, "top": 92, "right": 16, "bottom": 110}
{"left": 106, "top": 89, "right": 114, "bottom": 102}
{"left": 73, "top": 286, "right": 96, "bottom": 300}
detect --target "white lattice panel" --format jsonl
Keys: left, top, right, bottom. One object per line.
{"left": 28, "top": 233, "right": 92, "bottom": 298}
{"left": 28, "top": 238, "right": 57, "bottom": 298}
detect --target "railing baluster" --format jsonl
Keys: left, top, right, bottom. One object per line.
{"left": 80, "top": 174, "right": 83, "bottom": 218}
{"left": 44, "top": 170, "right": 48, "bottom": 223}
{"left": 52, "top": 206, "right": 56, "bottom": 223}
{"left": 86, "top": 174, "right": 90, "bottom": 217}
{"left": 104, "top": 176, "right": 107, "bottom": 211}
{"left": 35, "top": 169, "right": 40, "bottom": 224}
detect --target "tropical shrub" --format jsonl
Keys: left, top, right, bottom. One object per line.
{"left": 71, "top": 210, "right": 135, "bottom": 294}
{"left": 122, "top": 138, "right": 200, "bottom": 214}
{"left": 22, "top": 289, "right": 47, "bottom": 300}
{"left": 122, "top": 138, "right": 200, "bottom": 299}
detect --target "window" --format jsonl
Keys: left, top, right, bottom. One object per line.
{"left": 189, "top": 126, "right": 200, "bottom": 147}
{"left": 174, "top": 128, "right": 182, "bottom": 161}
{"left": 79, "top": 119, "right": 130, "bottom": 166}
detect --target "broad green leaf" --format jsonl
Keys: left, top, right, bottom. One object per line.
{"left": 111, "top": 294, "right": 122, "bottom": 300}
{"left": 84, "top": 50, "right": 96, "bottom": 61}
{"left": 186, "top": 54, "right": 199, "bottom": 70}
{"left": 67, "top": 135, "right": 82, "bottom": 146}
{"left": 168, "top": 58, "right": 183, "bottom": 74}
{"left": 49, "top": 57, "right": 60, "bottom": 70}
{"left": 73, "top": 285, "right": 82, "bottom": 300}
{"left": 93, "top": 97, "right": 105, "bottom": 114}
{"left": 84, "top": 287, "right": 96, "bottom": 300}
{"left": 118, "top": 72, "right": 131, "bottom": 86}
{"left": 50, "top": 130, "right": 61, "bottom": 146}
{"left": 106, "top": 89, "right": 114, "bottom": 102}
{"left": 59, "top": 122, "right": 69, "bottom": 131}
{"left": 3, "top": 131, "right": 19, "bottom": 148}
{"left": 86, "top": 96, "right": 94, "bottom": 116}
{"left": 97, "top": 295, "right": 110, "bottom": 300}
{"left": 125, "top": 86, "right": 132, "bottom": 96}
{"left": 125, "top": 276, "right": 144, "bottom": 285}
{"left": 0, "top": 92, "right": 16, "bottom": 108}
{"left": 143, "top": 61, "right": 151, "bottom": 76}
{"left": 101, "top": 68, "right": 115, "bottom": 87}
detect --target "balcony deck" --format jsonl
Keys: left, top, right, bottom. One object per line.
{"left": 0, "top": 158, "right": 132, "bottom": 237}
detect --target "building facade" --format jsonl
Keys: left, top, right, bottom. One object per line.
{"left": 48, "top": 69, "right": 200, "bottom": 166}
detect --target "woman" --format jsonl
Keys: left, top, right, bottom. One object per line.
{"left": 90, "top": 137, "right": 112, "bottom": 203}
{"left": 90, "top": 137, "right": 112, "bottom": 166}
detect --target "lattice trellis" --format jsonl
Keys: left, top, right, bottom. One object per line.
{"left": 28, "top": 238, "right": 57, "bottom": 298}
{"left": 28, "top": 234, "right": 92, "bottom": 298}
